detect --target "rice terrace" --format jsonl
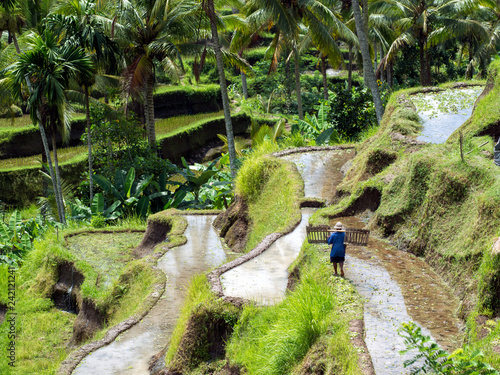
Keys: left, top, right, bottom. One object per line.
{"left": 2, "top": 1, "right": 500, "bottom": 374}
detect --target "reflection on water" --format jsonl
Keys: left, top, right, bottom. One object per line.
{"left": 345, "top": 255, "right": 418, "bottom": 373}
{"left": 73, "top": 215, "right": 226, "bottom": 375}
{"left": 221, "top": 210, "right": 313, "bottom": 305}
{"left": 282, "top": 149, "right": 354, "bottom": 203}
{"left": 415, "top": 88, "right": 482, "bottom": 144}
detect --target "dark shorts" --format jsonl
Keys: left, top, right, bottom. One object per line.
{"left": 330, "top": 256, "right": 345, "bottom": 263}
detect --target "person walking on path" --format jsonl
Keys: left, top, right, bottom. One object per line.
{"left": 327, "top": 222, "right": 346, "bottom": 277}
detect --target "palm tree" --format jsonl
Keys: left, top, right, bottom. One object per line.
{"left": 244, "top": 0, "right": 357, "bottom": 119}
{"left": 429, "top": 0, "right": 493, "bottom": 79}
{"left": 351, "top": 0, "right": 384, "bottom": 123}
{"left": 371, "top": 0, "right": 454, "bottom": 86}
{"left": 10, "top": 30, "right": 94, "bottom": 223}
{"left": 115, "top": 0, "right": 196, "bottom": 149}
{"left": 203, "top": 0, "right": 238, "bottom": 180}
{"left": 49, "top": 0, "right": 119, "bottom": 202}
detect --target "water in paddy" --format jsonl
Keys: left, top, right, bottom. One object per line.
{"left": 283, "top": 150, "right": 463, "bottom": 374}
{"left": 73, "top": 215, "right": 227, "bottom": 375}
{"left": 221, "top": 209, "right": 313, "bottom": 305}
{"left": 220, "top": 150, "right": 355, "bottom": 303}
{"left": 413, "top": 87, "right": 482, "bottom": 144}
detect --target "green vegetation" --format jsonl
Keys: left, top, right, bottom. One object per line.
{"left": 235, "top": 148, "right": 303, "bottom": 251}
{"left": 0, "top": 115, "right": 34, "bottom": 129}
{"left": 165, "top": 274, "right": 214, "bottom": 364}
{"left": 399, "top": 322, "right": 499, "bottom": 374}
{"left": 448, "top": 60, "right": 500, "bottom": 142}
{"left": 0, "top": 146, "right": 86, "bottom": 171}
{"left": 0, "top": 212, "right": 192, "bottom": 374}
{"left": 156, "top": 110, "right": 224, "bottom": 136}
{"left": 311, "top": 68, "right": 500, "bottom": 370}
{"left": 164, "top": 234, "right": 363, "bottom": 375}
{"left": 226, "top": 242, "right": 362, "bottom": 375}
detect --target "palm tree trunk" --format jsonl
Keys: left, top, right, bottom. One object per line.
{"left": 285, "top": 50, "right": 292, "bottom": 100}
{"left": 84, "top": 85, "right": 93, "bottom": 202}
{"left": 38, "top": 121, "right": 63, "bottom": 222}
{"left": 293, "top": 45, "right": 304, "bottom": 119}
{"left": 206, "top": 0, "right": 237, "bottom": 180}
{"left": 51, "top": 122, "right": 66, "bottom": 224}
{"left": 144, "top": 74, "right": 156, "bottom": 149}
{"left": 348, "top": 44, "right": 353, "bottom": 90}
{"left": 321, "top": 55, "right": 328, "bottom": 100}
{"left": 419, "top": 36, "right": 431, "bottom": 86}
{"left": 13, "top": 33, "right": 65, "bottom": 223}
{"left": 352, "top": 0, "right": 384, "bottom": 124}
{"left": 388, "top": 61, "right": 393, "bottom": 87}
{"left": 241, "top": 72, "right": 248, "bottom": 99}
{"left": 468, "top": 41, "right": 474, "bottom": 79}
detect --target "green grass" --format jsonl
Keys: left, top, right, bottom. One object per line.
{"left": 0, "top": 111, "right": 226, "bottom": 170}
{"left": 0, "top": 114, "right": 86, "bottom": 132}
{"left": 225, "top": 242, "right": 362, "bottom": 375}
{"left": 154, "top": 84, "right": 219, "bottom": 95}
{"left": 66, "top": 231, "right": 143, "bottom": 289}
{"left": 155, "top": 110, "right": 224, "bottom": 136}
{"left": 0, "top": 114, "right": 33, "bottom": 130}
{"left": 235, "top": 144, "right": 304, "bottom": 252}
{"left": 447, "top": 61, "right": 500, "bottom": 143}
{"left": 0, "top": 145, "right": 87, "bottom": 171}
{"left": 0, "top": 215, "right": 172, "bottom": 374}
{"left": 164, "top": 274, "right": 213, "bottom": 364}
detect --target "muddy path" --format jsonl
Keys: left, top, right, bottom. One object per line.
{"left": 282, "top": 150, "right": 463, "bottom": 374}
{"left": 73, "top": 215, "right": 228, "bottom": 375}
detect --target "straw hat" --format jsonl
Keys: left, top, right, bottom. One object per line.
{"left": 333, "top": 222, "right": 345, "bottom": 232}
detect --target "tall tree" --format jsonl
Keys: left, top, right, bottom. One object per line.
{"left": 352, "top": 0, "right": 385, "bottom": 123}
{"left": 371, "top": 0, "right": 452, "bottom": 86}
{"left": 116, "top": 0, "right": 196, "bottom": 149}
{"left": 203, "top": 0, "right": 238, "bottom": 179}
{"left": 49, "top": 0, "right": 119, "bottom": 202}
{"left": 245, "top": 0, "right": 356, "bottom": 119}
{"left": 10, "top": 30, "right": 93, "bottom": 223}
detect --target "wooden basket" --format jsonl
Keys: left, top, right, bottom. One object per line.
{"left": 306, "top": 226, "right": 370, "bottom": 246}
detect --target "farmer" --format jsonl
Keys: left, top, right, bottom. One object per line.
{"left": 327, "top": 221, "right": 346, "bottom": 277}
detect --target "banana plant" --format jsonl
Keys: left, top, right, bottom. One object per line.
{"left": 0, "top": 211, "right": 32, "bottom": 265}
{"left": 148, "top": 170, "right": 186, "bottom": 212}
{"left": 167, "top": 158, "right": 220, "bottom": 209}
{"left": 94, "top": 167, "right": 152, "bottom": 218}
{"left": 293, "top": 102, "right": 341, "bottom": 145}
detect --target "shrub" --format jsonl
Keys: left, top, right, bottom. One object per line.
{"left": 399, "top": 321, "right": 499, "bottom": 374}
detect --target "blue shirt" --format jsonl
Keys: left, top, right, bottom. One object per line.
{"left": 327, "top": 231, "right": 346, "bottom": 258}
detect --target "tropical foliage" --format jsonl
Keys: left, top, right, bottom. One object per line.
{"left": 0, "top": 210, "right": 52, "bottom": 265}
{"left": 399, "top": 322, "right": 499, "bottom": 375}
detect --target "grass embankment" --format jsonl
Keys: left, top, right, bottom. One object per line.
{"left": 163, "top": 242, "right": 363, "bottom": 374}
{"left": 0, "top": 215, "right": 187, "bottom": 374}
{"left": 164, "top": 143, "right": 364, "bottom": 374}
{"left": 447, "top": 61, "right": 500, "bottom": 142}
{"left": 0, "top": 111, "right": 225, "bottom": 171}
{"left": 0, "top": 146, "right": 86, "bottom": 171}
{"left": 225, "top": 242, "right": 362, "bottom": 375}
{"left": 235, "top": 145, "right": 304, "bottom": 251}
{"left": 155, "top": 110, "right": 224, "bottom": 136}
{"left": 312, "top": 73, "right": 500, "bottom": 368}
{"left": 0, "top": 115, "right": 33, "bottom": 130}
